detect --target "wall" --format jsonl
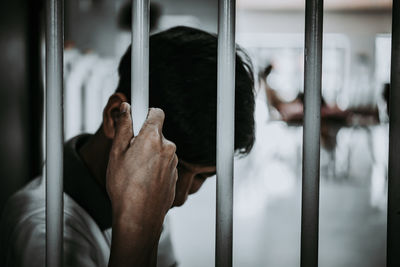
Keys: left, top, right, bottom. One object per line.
{"left": 153, "top": 0, "right": 218, "bottom": 33}
{"left": 0, "top": 1, "right": 43, "bottom": 214}
{"left": 65, "top": 0, "right": 119, "bottom": 57}
{"left": 237, "top": 10, "right": 392, "bottom": 77}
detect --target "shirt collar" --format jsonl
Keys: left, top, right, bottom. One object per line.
{"left": 63, "top": 134, "right": 112, "bottom": 231}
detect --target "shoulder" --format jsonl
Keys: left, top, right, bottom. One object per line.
{"left": 0, "top": 177, "right": 109, "bottom": 267}
{"left": 0, "top": 177, "right": 45, "bottom": 266}
{"left": 1, "top": 177, "right": 45, "bottom": 237}
{"left": 1, "top": 176, "right": 97, "bottom": 234}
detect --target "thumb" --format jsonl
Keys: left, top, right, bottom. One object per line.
{"left": 112, "top": 102, "right": 134, "bottom": 153}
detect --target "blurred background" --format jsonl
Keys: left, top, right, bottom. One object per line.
{"left": 0, "top": 0, "right": 392, "bottom": 266}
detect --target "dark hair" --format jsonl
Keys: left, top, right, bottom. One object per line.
{"left": 116, "top": 26, "right": 255, "bottom": 165}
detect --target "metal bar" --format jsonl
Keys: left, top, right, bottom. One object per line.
{"left": 45, "top": 0, "right": 64, "bottom": 266}
{"left": 216, "top": 0, "right": 236, "bottom": 266}
{"left": 300, "top": 0, "right": 323, "bottom": 266}
{"left": 387, "top": 1, "right": 400, "bottom": 266}
{"left": 131, "top": 0, "right": 149, "bottom": 135}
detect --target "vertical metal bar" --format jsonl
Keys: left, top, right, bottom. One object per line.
{"left": 131, "top": 0, "right": 149, "bottom": 135}
{"left": 45, "top": 0, "right": 64, "bottom": 266}
{"left": 300, "top": 0, "right": 323, "bottom": 266}
{"left": 387, "top": 1, "right": 400, "bottom": 266}
{"left": 216, "top": 0, "right": 235, "bottom": 266}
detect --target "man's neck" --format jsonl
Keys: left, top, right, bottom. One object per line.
{"left": 78, "top": 127, "right": 112, "bottom": 189}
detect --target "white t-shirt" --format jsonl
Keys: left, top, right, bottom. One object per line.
{"left": 0, "top": 135, "right": 177, "bottom": 267}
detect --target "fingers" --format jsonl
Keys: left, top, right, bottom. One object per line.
{"left": 142, "top": 108, "right": 165, "bottom": 134}
{"left": 171, "top": 153, "right": 178, "bottom": 169}
{"left": 112, "top": 102, "right": 134, "bottom": 153}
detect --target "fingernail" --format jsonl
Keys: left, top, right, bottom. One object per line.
{"left": 120, "top": 102, "right": 128, "bottom": 113}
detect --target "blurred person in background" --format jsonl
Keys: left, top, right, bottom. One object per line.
{"left": 0, "top": 26, "right": 255, "bottom": 267}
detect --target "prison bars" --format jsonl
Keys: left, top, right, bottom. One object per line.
{"left": 216, "top": 0, "right": 236, "bottom": 266}
{"left": 387, "top": 1, "right": 400, "bottom": 266}
{"left": 44, "top": 0, "right": 400, "bottom": 267}
{"left": 131, "top": 0, "right": 149, "bottom": 135}
{"left": 129, "top": 0, "right": 237, "bottom": 265}
{"left": 300, "top": 0, "right": 324, "bottom": 266}
{"left": 45, "top": 0, "right": 64, "bottom": 266}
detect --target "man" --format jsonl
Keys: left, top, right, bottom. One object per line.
{"left": 0, "top": 26, "right": 255, "bottom": 266}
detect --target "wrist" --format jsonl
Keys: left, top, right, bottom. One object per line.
{"left": 112, "top": 206, "right": 163, "bottom": 242}
{"left": 112, "top": 200, "right": 165, "bottom": 229}
{"left": 109, "top": 216, "right": 160, "bottom": 267}
{"left": 111, "top": 214, "right": 161, "bottom": 259}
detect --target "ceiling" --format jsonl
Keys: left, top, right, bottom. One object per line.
{"left": 237, "top": 0, "right": 392, "bottom": 11}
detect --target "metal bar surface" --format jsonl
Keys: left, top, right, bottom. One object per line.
{"left": 131, "top": 0, "right": 149, "bottom": 135}
{"left": 216, "top": 0, "right": 236, "bottom": 266}
{"left": 45, "top": 0, "right": 64, "bottom": 266}
{"left": 300, "top": 0, "right": 324, "bottom": 266}
{"left": 387, "top": 1, "right": 400, "bottom": 266}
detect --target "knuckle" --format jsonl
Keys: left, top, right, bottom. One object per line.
{"left": 168, "top": 142, "right": 177, "bottom": 153}
{"left": 141, "top": 130, "right": 162, "bottom": 151}
{"left": 110, "top": 147, "right": 121, "bottom": 158}
{"left": 148, "top": 108, "right": 165, "bottom": 125}
{"left": 142, "top": 122, "right": 158, "bottom": 134}
{"left": 163, "top": 140, "right": 176, "bottom": 154}
{"left": 174, "top": 156, "right": 179, "bottom": 167}
{"left": 151, "top": 108, "right": 165, "bottom": 119}
{"left": 146, "top": 128, "right": 161, "bottom": 142}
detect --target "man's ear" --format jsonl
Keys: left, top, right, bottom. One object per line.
{"left": 103, "top": 92, "right": 128, "bottom": 139}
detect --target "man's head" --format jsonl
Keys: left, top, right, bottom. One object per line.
{"left": 103, "top": 26, "right": 255, "bottom": 206}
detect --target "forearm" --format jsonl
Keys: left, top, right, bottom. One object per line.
{"left": 108, "top": 212, "right": 162, "bottom": 267}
